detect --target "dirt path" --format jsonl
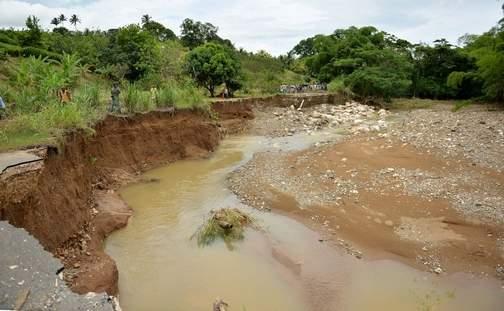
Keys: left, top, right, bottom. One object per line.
{"left": 229, "top": 103, "right": 504, "bottom": 280}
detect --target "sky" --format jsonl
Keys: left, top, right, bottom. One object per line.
{"left": 0, "top": 0, "right": 502, "bottom": 55}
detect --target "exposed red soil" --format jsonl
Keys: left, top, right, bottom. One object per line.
{"left": 0, "top": 109, "right": 221, "bottom": 295}
{"left": 0, "top": 94, "right": 351, "bottom": 295}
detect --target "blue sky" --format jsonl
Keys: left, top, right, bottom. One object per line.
{"left": 0, "top": 0, "right": 502, "bottom": 54}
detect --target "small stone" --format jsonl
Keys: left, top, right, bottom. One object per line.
{"left": 434, "top": 267, "right": 443, "bottom": 274}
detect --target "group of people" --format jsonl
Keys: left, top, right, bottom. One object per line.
{"left": 279, "top": 83, "right": 327, "bottom": 94}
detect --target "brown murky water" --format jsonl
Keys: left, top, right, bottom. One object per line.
{"left": 105, "top": 133, "right": 504, "bottom": 311}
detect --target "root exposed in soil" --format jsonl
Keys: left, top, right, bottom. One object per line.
{"left": 192, "top": 208, "right": 257, "bottom": 250}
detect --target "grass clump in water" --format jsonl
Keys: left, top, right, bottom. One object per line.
{"left": 192, "top": 208, "right": 258, "bottom": 250}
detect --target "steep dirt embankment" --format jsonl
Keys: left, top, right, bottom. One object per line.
{"left": 0, "top": 109, "right": 221, "bottom": 295}
{"left": 0, "top": 93, "right": 340, "bottom": 296}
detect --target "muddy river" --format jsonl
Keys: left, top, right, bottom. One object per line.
{"left": 105, "top": 133, "right": 504, "bottom": 311}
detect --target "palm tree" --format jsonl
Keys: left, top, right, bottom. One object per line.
{"left": 50, "top": 17, "right": 60, "bottom": 27}
{"left": 141, "top": 14, "right": 151, "bottom": 25}
{"left": 58, "top": 14, "right": 67, "bottom": 26}
{"left": 69, "top": 14, "right": 80, "bottom": 30}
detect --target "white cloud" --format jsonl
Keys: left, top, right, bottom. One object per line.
{"left": 0, "top": 0, "right": 502, "bottom": 54}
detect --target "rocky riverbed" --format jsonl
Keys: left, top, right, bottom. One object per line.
{"left": 229, "top": 102, "right": 504, "bottom": 279}
{"left": 249, "top": 101, "right": 390, "bottom": 137}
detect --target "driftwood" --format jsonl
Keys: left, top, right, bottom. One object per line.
{"left": 213, "top": 298, "right": 229, "bottom": 311}
{"left": 297, "top": 99, "right": 305, "bottom": 111}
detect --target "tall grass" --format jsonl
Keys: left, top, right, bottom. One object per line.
{"left": 123, "top": 83, "right": 152, "bottom": 113}
{"left": 156, "top": 81, "right": 206, "bottom": 109}
{"left": 74, "top": 83, "right": 102, "bottom": 110}
{"left": 0, "top": 101, "right": 97, "bottom": 150}
{"left": 0, "top": 55, "right": 107, "bottom": 150}
{"left": 0, "top": 54, "right": 208, "bottom": 150}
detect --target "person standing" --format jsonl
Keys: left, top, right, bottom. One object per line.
{"left": 0, "top": 96, "right": 6, "bottom": 120}
{"left": 223, "top": 85, "right": 229, "bottom": 98}
{"left": 110, "top": 82, "right": 121, "bottom": 113}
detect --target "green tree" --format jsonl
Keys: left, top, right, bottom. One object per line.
{"left": 50, "top": 17, "right": 60, "bottom": 27}
{"left": 184, "top": 42, "right": 242, "bottom": 96}
{"left": 58, "top": 14, "right": 67, "bottom": 26}
{"left": 290, "top": 36, "right": 317, "bottom": 58}
{"left": 47, "top": 29, "right": 108, "bottom": 69}
{"left": 292, "top": 27, "right": 410, "bottom": 83}
{"left": 290, "top": 26, "right": 415, "bottom": 100}
{"left": 141, "top": 15, "right": 176, "bottom": 41}
{"left": 99, "top": 24, "right": 160, "bottom": 81}
{"left": 180, "top": 18, "right": 224, "bottom": 49}
{"left": 141, "top": 14, "right": 152, "bottom": 25}
{"left": 464, "top": 27, "right": 504, "bottom": 101}
{"left": 411, "top": 40, "right": 478, "bottom": 99}
{"left": 344, "top": 48, "right": 413, "bottom": 102}
{"left": 69, "top": 14, "right": 80, "bottom": 30}
{"left": 21, "top": 15, "right": 42, "bottom": 47}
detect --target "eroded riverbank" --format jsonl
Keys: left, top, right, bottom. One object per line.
{"left": 1, "top": 95, "right": 503, "bottom": 310}
{"left": 108, "top": 132, "right": 503, "bottom": 310}
{"left": 0, "top": 94, "right": 340, "bottom": 307}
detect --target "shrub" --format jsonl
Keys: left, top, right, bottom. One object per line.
{"left": 0, "top": 42, "right": 22, "bottom": 57}
{"left": 156, "top": 85, "right": 176, "bottom": 107}
{"left": 0, "top": 33, "right": 18, "bottom": 45}
{"left": 21, "top": 47, "right": 62, "bottom": 62}
{"left": 328, "top": 78, "right": 354, "bottom": 97}
{"left": 345, "top": 66, "right": 411, "bottom": 102}
{"left": 156, "top": 81, "right": 206, "bottom": 109}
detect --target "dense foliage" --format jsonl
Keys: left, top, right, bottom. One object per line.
{"left": 99, "top": 25, "right": 160, "bottom": 81}
{"left": 0, "top": 14, "right": 297, "bottom": 94}
{"left": 1, "top": 6, "right": 502, "bottom": 150}
{"left": 180, "top": 18, "right": 232, "bottom": 49}
{"left": 184, "top": 43, "right": 242, "bottom": 96}
{"left": 237, "top": 50, "right": 305, "bottom": 95}
{"left": 289, "top": 5, "right": 504, "bottom": 102}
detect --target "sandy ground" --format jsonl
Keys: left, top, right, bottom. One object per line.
{"left": 229, "top": 103, "right": 504, "bottom": 279}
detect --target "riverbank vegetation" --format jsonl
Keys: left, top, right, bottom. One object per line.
{"left": 0, "top": 15, "right": 303, "bottom": 149}
{"left": 0, "top": 4, "right": 503, "bottom": 150}
{"left": 287, "top": 5, "right": 504, "bottom": 104}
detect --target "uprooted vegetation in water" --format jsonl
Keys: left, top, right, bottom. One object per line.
{"left": 192, "top": 208, "right": 258, "bottom": 250}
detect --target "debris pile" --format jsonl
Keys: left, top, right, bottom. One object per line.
{"left": 192, "top": 208, "right": 257, "bottom": 250}
{"left": 254, "top": 101, "right": 390, "bottom": 137}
